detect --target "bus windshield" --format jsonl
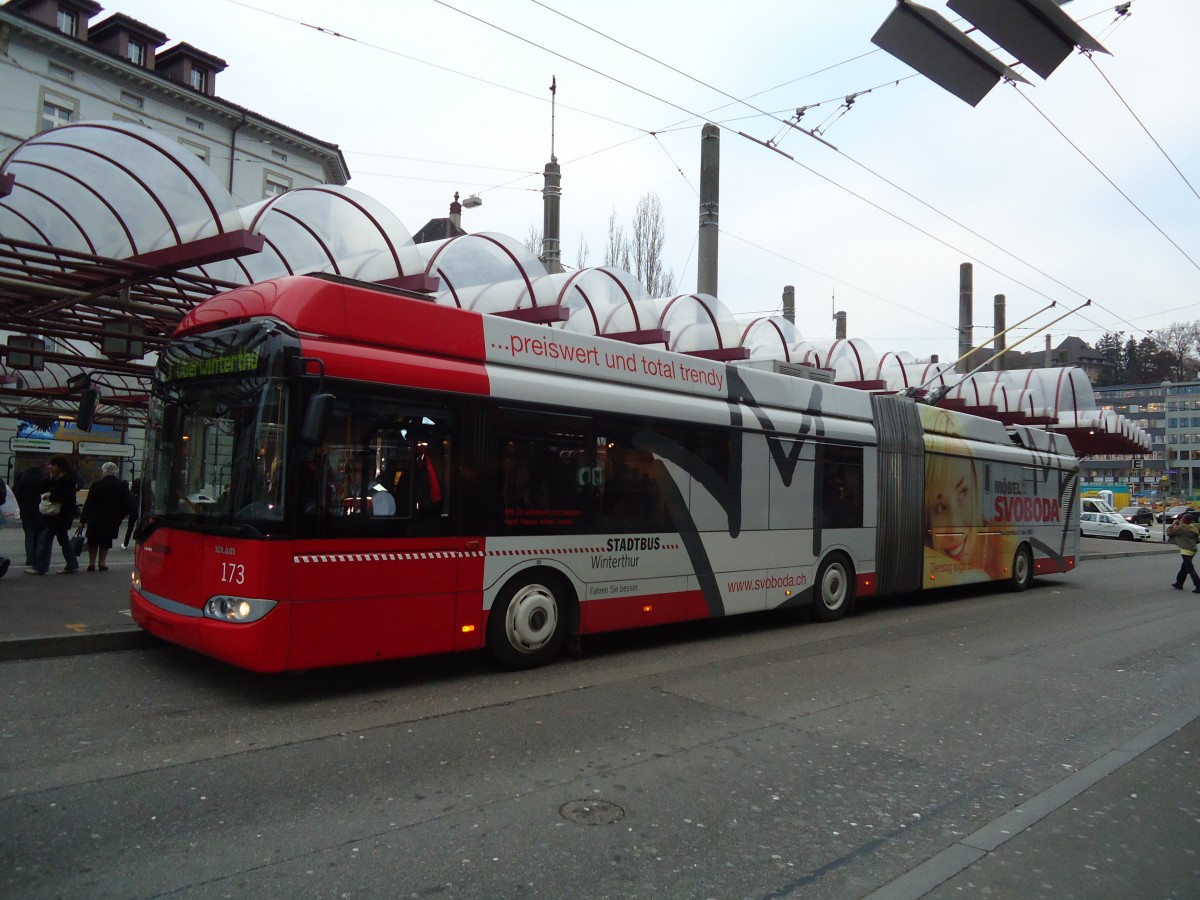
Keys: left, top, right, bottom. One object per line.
{"left": 146, "top": 380, "right": 289, "bottom": 535}
{"left": 144, "top": 321, "right": 298, "bottom": 536}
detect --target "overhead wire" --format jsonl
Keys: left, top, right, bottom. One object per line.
{"left": 224, "top": 0, "right": 1183, "bottom": 341}
{"left": 1010, "top": 84, "right": 1200, "bottom": 275}
{"left": 1084, "top": 51, "right": 1200, "bottom": 203}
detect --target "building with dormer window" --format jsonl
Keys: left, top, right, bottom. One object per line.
{"left": 0, "top": 0, "right": 348, "bottom": 205}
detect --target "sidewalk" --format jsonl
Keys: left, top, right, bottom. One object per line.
{"left": 0, "top": 523, "right": 1181, "bottom": 663}
{"left": 0, "top": 521, "right": 154, "bottom": 661}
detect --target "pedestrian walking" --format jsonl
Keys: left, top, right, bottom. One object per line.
{"left": 27, "top": 454, "right": 80, "bottom": 576}
{"left": 1167, "top": 511, "right": 1200, "bottom": 593}
{"left": 13, "top": 462, "right": 47, "bottom": 568}
{"left": 79, "top": 462, "right": 132, "bottom": 571}
{"left": 122, "top": 477, "right": 141, "bottom": 548}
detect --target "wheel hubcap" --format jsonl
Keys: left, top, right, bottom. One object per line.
{"left": 822, "top": 565, "right": 846, "bottom": 609}
{"left": 506, "top": 584, "right": 558, "bottom": 654}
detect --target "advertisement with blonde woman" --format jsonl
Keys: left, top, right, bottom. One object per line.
{"left": 921, "top": 408, "right": 1019, "bottom": 587}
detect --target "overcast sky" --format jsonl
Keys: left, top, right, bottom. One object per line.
{"left": 104, "top": 0, "right": 1199, "bottom": 361}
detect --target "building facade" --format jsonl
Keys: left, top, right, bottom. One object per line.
{"left": 0, "top": 0, "right": 348, "bottom": 206}
{"left": 0, "top": 0, "right": 349, "bottom": 484}
{"left": 1081, "top": 380, "right": 1200, "bottom": 504}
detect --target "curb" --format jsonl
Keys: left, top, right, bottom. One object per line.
{"left": 0, "top": 628, "right": 157, "bottom": 663}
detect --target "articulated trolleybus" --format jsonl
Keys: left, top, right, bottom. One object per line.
{"left": 131, "top": 274, "right": 1080, "bottom": 672}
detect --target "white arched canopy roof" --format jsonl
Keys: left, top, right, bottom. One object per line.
{"left": 198, "top": 185, "right": 423, "bottom": 284}
{"left": 422, "top": 232, "right": 550, "bottom": 311}
{"left": 658, "top": 293, "right": 742, "bottom": 354}
{"left": 738, "top": 316, "right": 807, "bottom": 361}
{"left": 0, "top": 121, "right": 242, "bottom": 259}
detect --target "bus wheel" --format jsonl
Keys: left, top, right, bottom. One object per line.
{"left": 1010, "top": 545, "right": 1033, "bottom": 592}
{"left": 812, "top": 553, "right": 855, "bottom": 622}
{"left": 487, "top": 572, "right": 571, "bottom": 670}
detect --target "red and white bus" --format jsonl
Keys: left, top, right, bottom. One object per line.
{"left": 130, "top": 274, "right": 1080, "bottom": 672}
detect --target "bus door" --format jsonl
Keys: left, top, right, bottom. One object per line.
{"left": 288, "top": 395, "right": 465, "bottom": 668}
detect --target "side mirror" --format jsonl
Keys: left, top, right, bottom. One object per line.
{"left": 77, "top": 388, "right": 98, "bottom": 432}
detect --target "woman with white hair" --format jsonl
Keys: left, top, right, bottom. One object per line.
{"left": 79, "top": 461, "right": 133, "bottom": 572}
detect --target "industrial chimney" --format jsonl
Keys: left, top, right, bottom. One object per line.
{"left": 957, "top": 262, "right": 973, "bottom": 373}
{"left": 993, "top": 294, "right": 1006, "bottom": 371}
{"left": 697, "top": 123, "right": 720, "bottom": 296}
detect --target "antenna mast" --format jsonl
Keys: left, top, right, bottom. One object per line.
{"left": 550, "top": 75, "right": 557, "bottom": 162}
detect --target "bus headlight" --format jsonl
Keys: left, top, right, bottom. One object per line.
{"left": 204, "top": 596, "right": 276, "bottom": 623}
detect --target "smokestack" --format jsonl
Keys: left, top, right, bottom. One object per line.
{"left": 697, "top": 123, "right": 720, "bottom": 296}
{"left": 541, "top": 158, "right": 562, "bottom": 273}
{"left": 449, "top": 192, "right": 462, "bottom": 231}
{"left": 957, "top": 262, "right": 973, "bottom": 373}
{"left": 782, "top": 285, "right": 795, "bottom": 323}
{"left": 834, "top": 311, "right": 847, "bottom": 339}
{"left": 992, "top": 294, "right": 1006, "bottom": 371}
{"left": 1045, "top": 334, "right": 1052, "bottom": 368}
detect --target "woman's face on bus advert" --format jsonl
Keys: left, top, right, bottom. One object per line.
{"left": 927, "top": 456, "right": 979, "bottom": 561}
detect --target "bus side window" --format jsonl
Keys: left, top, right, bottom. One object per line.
{"left": 597, "top": 418, "right": 672, "bottom": 532}
{"left": 819, "top": 445, "right": 864, "bottom": 529}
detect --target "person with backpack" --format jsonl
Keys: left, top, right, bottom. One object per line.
{"left": 1168, "top": 511, "right": 1200, "bottom": 593}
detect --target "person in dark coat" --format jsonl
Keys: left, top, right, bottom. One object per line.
{"left": 80, "top": 462, "right": 133, "bottom": 572}
{"left": 28, "top": 454, "right": 79, "bottom": 575}
{"left": 13, "top": 463, "right": 47, "bottom": 568}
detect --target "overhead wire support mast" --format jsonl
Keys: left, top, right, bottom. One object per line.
{"left": 909, "top": 300, "right": 1057, "bottom": 395}
{"left": 924, "top": 300, "right": 1094, "bottom": 406}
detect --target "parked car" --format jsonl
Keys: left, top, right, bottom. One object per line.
{"left": 1119, "top": 506, "right": 1154, "bottom": 526}
{"left": 1158, "top": 505, "right": 1193, "bottom": 525}
{"left": 1080, "top": 511, "right": 1150, "bottom": 541}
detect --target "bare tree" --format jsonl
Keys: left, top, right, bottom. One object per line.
{"left": 524, "top": 224, "right": 542, "bottom": 257}
{"left": 575, "top": 234, "right": 590, "bottom": 270}
{"left": 604, "top": 209, "right": 630, "bottom": 272}
{"left": 603, "top": 194, "right": 675, "bottom": 296}
{"left": 1156, "top": 320, "right": 1200, "bottom": 380}
{"left": 630, "top": 193, "right": 676, "bottom": 297}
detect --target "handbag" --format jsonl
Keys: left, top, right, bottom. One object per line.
{"left": 39, "top": 493, "right": 62, "bottom": 517}
{"left": 70, "top": 531, "right": 85, "bottom": 558}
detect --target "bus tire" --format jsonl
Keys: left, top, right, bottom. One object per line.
{"left": 487, "top": 571, "right": 572, "bottom": 670}
{"left": 1010, "top": 544, "right": 1033, "bottom": 592}
{"left": 812, "top": 553, "right": 855, "bottom": 622}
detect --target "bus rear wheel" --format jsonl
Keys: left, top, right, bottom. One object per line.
{"left": 487, "top": 572, "right": 571, "bottom": 670}
{"left": 812, "top": 553, "right": 855, "bottom": 622}
{"left": 1010, "top": 544, "right": 1033, "bottom": 592}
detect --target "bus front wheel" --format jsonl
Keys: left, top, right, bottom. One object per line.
{"left": 487, "top": 572, "right": 571, "bottom": 670}
{"left": 812, "top": 553, "right": 855, "bottom": 622}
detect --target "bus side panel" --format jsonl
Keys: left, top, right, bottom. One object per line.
{"left": 921, "top": 430, "right": 1075, "bottom": 589}
{"left": 577, "top": 586, "right": 705, "bottom": 633}
{"left": 286, "top": 538, "right": 467, "bottom": 669}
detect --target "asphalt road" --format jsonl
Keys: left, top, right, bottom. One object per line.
{"left": 1, "top": 549, "right": 1197, "bottom": 899}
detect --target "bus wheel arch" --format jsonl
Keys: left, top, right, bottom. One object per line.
{"left": 486, "top": 568, "right": 576, "bottom": 670}
{"left": 1010, "top": 543, "right": 1033, "bottom": 592}
{"left": 812, "top": 552, "right": 856, "bottom": 622}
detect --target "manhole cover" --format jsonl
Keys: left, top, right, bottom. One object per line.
{"left": 559, "top": 799, "right": 625, "bottom": 825}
